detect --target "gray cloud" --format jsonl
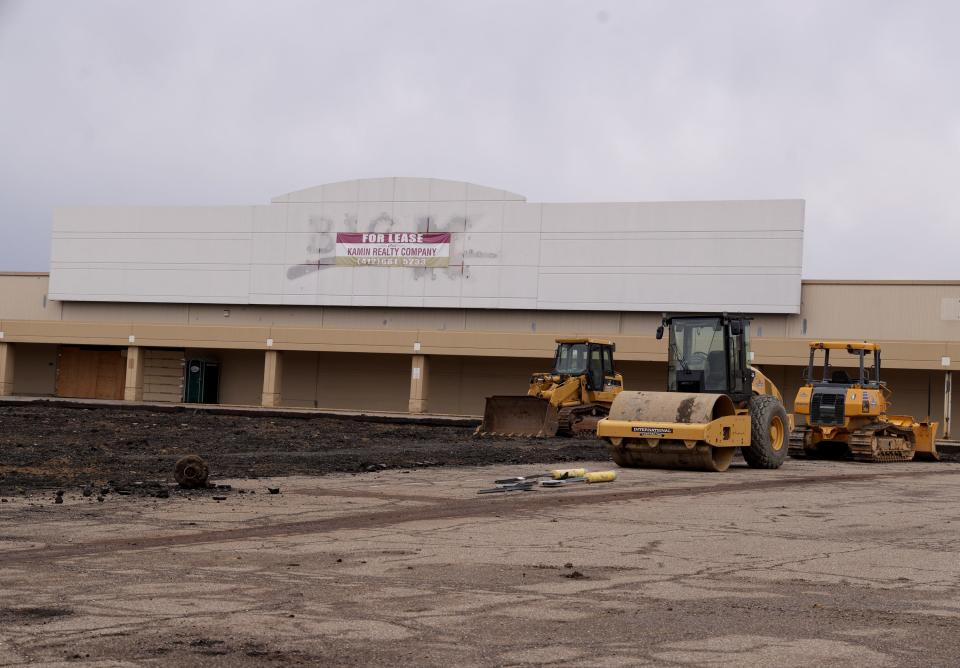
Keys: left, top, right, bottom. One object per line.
{"left": 1, "top": 0, "right": 958, "bottom": 278}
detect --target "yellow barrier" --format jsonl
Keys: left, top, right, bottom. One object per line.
{"left": 550, "top": 468, "right": 588, "bottom": 479}
{"left": 583, "top": 471, "right": 617, "bottom": 483}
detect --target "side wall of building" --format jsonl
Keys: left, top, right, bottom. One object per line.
{"left": 2, "top": 274, "right": 959, "bottom": 437}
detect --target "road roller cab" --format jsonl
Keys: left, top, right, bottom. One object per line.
{"left": 597, "top": 314, "right": 789, "bottom": 472}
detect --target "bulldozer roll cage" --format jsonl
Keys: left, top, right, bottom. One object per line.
{"left": 805, "top": 342, "right": 882, "bottom": 389}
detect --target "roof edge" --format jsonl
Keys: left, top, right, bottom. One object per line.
{"left": 803, "top": 279, "right": 960, "bottom": 286}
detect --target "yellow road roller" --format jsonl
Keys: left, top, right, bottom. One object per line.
{"left": 597, "top": 314, "right": 789, "bottom": 472}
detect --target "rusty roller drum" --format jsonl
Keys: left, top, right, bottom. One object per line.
{"left": 605, "top": 391, "right": 738, "bottom": 472}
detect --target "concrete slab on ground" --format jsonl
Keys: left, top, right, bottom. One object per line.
{"left": 2, "top": 459, "right": 960, "bottom": 666}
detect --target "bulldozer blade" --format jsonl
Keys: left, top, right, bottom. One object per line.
{"left": 478, "top": 396, "right": 560, "bottom": 438}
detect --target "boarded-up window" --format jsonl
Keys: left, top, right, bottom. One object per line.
{"left": 55, "top": 347, "right": 125, "bottom": 400}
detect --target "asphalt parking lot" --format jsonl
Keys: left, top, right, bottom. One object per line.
{"left": 2, "top": 458, "right": 960, "bottom": 666}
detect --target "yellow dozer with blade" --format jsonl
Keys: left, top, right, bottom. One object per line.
{"left": 477, "top": 338, "right": 624, "bottom": 437}
{"left": 789, "top": 341, "right": 939, "bottom": 462}
{"left": 597, "top": 314, "right": 789, "bottom": 472}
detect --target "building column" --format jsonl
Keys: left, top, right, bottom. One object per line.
{"left": 408, "top": 354, "right": 429, "bottom": 414}
{"left": 124, "top": 346, "right": 145, "bottom": 401}
{"left": 261, "top": 350, "right": 283, "bottom": 408}
{"left": 0, "top": 342, "right": 14, "bottom": 396}
{"left": 945, "top": 371, "right": 952, "bottom": 440}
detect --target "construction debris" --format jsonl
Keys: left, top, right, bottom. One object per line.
{"left": 478, "top": 469, "right": 617, "bottom": 494}
{"left": 540, "top": 471, "right": 617, "bottom": 487}
{"left": 477, "top": 481, "right": 538, "bottom": 494}
{"left": 493, "top": 468, "right": 587, "bottom": 485}
{"left": 174, "top": 454, "right": 210, "bottom": 489}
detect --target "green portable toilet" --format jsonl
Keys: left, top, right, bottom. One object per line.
{"left": 184, "top": 359, "right": 220, "bottom": 403}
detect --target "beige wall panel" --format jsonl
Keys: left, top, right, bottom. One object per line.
{"left": 750, "top": 315, "right": 793, "bottom": 338}
{"left": 321, "top": 307, "right": 467, "bottom": 332}
{"left": 619, "top": 313, "right": 665, "bottom": 336}
{"left": 189, "top": 305, "right": 324, "bottom": 327}
{"left": 418, "top": 331, "right": 558, "bottom": 357}
{"left": 62, "top": 302, "right": 189, "bottom": 324}
{"left": 131, "top": 324, "right": 271, "bottom": 350}
{"left": 462, "top": 310, "right": 622, "bottom": 335}
{"left": 427, "top": 356, "right": 550, "bottom": 415}
{"left": 0, "top": 275, "right": 58, "bottom": 321}
{"left": 11, "top": 343, "right": 58, "bottom": 395}
{"left": 4, "top": 320, "right": 132, "bottom": 344}
{"left": 611, "top": 337, "right": 666, "bottom": 360}
{"left": 879, "top": 369, "right": 943, "bottom": 423}
{"left": 278, "top": 351, "right": 320, "bottom": 408}
{"left": 752, "top": 338, "right": 810, "bottom": 367}
{"left": 616, "top": 361, "right": 668, "bottom": 392}
{"left": 273, "top": 327, "right": 417, "bottom": 350}
{"left": 796, "top": 283, "right": 960, "bottom": 342}
{"left": 944, "top": 343, "right": 960, "bottom": 372}
{"left": 216, "top": 350, "right": 264, "bottom": 406}
{"left": 311, "top": 353, "right": 409, "bottom": 412}
{"left": 279, "top": 351, "right": 411, "bottom": 412}
{"left": 881, "top": 342, "right": 951, "bottom": 369}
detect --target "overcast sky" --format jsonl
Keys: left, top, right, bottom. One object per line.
{"left": 0, "top": 0, "right": 957, "bottom": 278}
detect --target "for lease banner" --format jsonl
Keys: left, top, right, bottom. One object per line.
{"left": 335, "top": 232, "right": 451, "bottom": 267}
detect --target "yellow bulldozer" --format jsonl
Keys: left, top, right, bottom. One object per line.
{"left": 477, "top": 338, "right": 624, "bottom": 437}
{"left": 597, "top": 314, "right": 789, "bottom": 472}
{"left": 789, "top": 341, "right": 939, "bottom": 462}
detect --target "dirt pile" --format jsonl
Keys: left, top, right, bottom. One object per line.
{"left": 0, "top": 404, "right": 607, "bottom": 491}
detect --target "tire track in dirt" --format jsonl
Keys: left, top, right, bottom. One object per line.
{"left": 4, "top": 468, "right": 958, "bottom": 565}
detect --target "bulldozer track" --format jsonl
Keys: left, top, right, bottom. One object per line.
{"left": 848, "top": 428, "right": 915, "bottom": 463}
{"left": 4, "top": 468, "right": 958, "bottom": 566}
{"left": 788, "top": 428, "right": 809, "bottom": 458}
{"left": 789, "top": 426, "right": 917, "bottom": 463}
{"left": 557, "top": 404, "right": 608, "bottom": 436}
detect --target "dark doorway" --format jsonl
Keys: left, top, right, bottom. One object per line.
{"left": 184, "top": 359, "right": 220, "bottom": 403}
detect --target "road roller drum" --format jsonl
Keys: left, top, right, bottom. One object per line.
{"left": 601, "top": 391, "right": 743, "bottom": 472}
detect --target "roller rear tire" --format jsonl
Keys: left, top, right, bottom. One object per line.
{"left": 742, "top": 395, "right": 789, "bottom": 469}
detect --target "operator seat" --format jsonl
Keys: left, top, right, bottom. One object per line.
{"left": 830, "top": 370, "right": 852, "bottom": 384}
{"left": 704, "top": 350, "right": 727, "bottom": 390}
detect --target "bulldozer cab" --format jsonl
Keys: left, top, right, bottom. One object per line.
{"left": 805, "top": 341, "right": 882, "bottom": 388}
{"left": 657, "top": 314, "right": 752, "bottom": 403}
{"left": 552, "top": 339, "right": 615, "bottom": 391}
{"left": 478, "top": 337, "right": 622, "bottom": 437}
